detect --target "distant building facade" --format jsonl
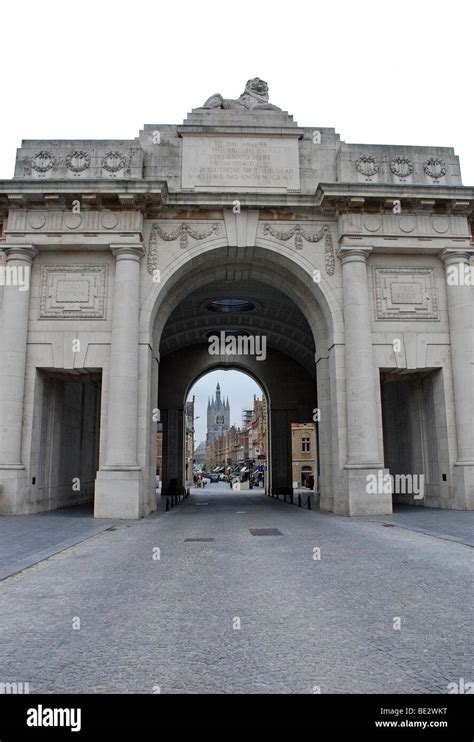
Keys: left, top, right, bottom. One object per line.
{"left": 207, "top": 394, "right": 267, "bottom": 472}
{"left": 291, "top": 422, "right": 317, "bottom": 489}
{"left": 185, "top": 397, "right": 195, "bottom": 484}
{"left": 248, "top": 396, "right": 267, "bottom": 462}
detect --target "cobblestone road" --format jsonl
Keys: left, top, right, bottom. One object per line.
{"left": 0, "top": 485, "right": 472, "bottom": 694}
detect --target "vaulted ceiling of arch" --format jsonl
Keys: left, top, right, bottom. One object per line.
{"left": 160, "top": 279, "right": 316, "bottom": 374}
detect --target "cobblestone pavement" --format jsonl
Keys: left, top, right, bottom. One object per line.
{"left": 0, "top": 484, "right": 472, "bottom": 694}
{"left": 0, "top": 506, "right": 119, "bottom": 580}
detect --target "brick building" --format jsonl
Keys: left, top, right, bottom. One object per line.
{"left": 291, "top": 422, "right": 317, "bottom": 489}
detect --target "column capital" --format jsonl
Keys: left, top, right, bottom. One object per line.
{"left": 439, "top": 248, "right": 473, "bottom": 267}
{"left": 110, "top": 244, "right": 145, "bottom": 262}
{"left": 1, "top": 244, "right": 39, "bottom": 262}
{"left": 337, "top": 246, "right": 372, "bottom": 265}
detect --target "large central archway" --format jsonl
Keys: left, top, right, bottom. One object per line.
{"left": 142, "top": 241, "right": 342, "bottom": 516}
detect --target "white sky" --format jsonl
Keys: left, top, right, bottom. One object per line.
{"left": 1, "top": 0, "right": 472, "bottom": 183}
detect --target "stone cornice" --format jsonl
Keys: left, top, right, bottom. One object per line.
{"left": 177, "top": 125, "right": 304, "bottom": 138}
{"left": 0, "top": 188, "right": 319, "bottom": 212}
{"left": 0, "top": 179, "right": 473, "bottom": 218}
{"left": 0, "top": 179, "right": 169, "bottom": 213}
{"left": 316, "top": 182, "right": 474, "bottom": 214}
{"left": 167, "top": 193, "right": 319, "bottom": 209}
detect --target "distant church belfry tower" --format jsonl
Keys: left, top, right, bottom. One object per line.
{"left": 207, "top": 382, "right": 230, "bottom": 443}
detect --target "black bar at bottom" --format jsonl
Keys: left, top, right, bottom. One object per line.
{"left": 0, "top": 694, "right": 472, "bottom": 738}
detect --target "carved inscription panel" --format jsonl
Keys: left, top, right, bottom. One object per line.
{"left": 181, "top": 135, "right": 300, "bottom": 191}
{"left": 39, "top": 265, "right": 107, "bottom": 319}
{"left": 390, "top": 283, "right": 423, "bottom": 305}
{"left": 374, "top": 267, "right": 438, "bottom": 320}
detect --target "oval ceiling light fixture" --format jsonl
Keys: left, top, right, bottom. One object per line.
{"left": 206, "top": 298, "right": 255, "bottom": 313}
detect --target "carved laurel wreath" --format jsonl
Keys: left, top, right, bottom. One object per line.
{"left": 31, "top": 151, "right": 55, "bottom": 172}
{"left": 147, "top": 222, "right": 220, "bottom": 273}
{"left": 262, "top": 224, "right": 335, "bottom": 275}
{"left": 355, "top": 155, "right": 379, "bottom": 178}
{"left": 390, "top": 157, "right": 413, "bottom": 178}
{"left": 423, "top": 158, "right": 446, "bottom": 180}
{"left": 66, "top": 151, "right": 91, "bottom": 173}
{"left": 102, "top": 151, "right": 126, "bottom": 172}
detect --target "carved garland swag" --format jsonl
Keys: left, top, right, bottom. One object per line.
{"left": 262, "top": 224, "right": 335, "bottom": 275}
{"left": 147, "top": 223, "right": 220, "bottom": 273}
{"left": 147, "top": 221, "right": 335, "bottom": 276}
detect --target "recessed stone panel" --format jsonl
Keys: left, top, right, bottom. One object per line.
{"left": 181, "top": 135, "right": 300, "bottom": 191}
{"left": 374, "top": 267, "right": 438, "bottom": 320}
{"left": 63, "top": 213, "right": 82, "bottom": 230}
{"left": 39, "top": 265, "right": 107, "bottom": 319}
{"left": 431, "top": 216, "right": 450, "bottom": 234}
{"left": 28, "top": 213, "right": 46, "bottom": 229}
{"left": 399, "top": 216, "right": 416, "bottom": 233}
{"left": 101, "top": 212, "right": 119, "bottom": 229}
{"left": 364, "top": 215, "right": 382, "bottom": 232}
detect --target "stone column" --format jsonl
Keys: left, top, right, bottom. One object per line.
{"left": 0, "top": 245, "right": 38, "bottom": 513}
{"left": 442, "top": 250, "right": 474, "bottom": 508}
{"left": 161, "top": 408, "right": 185, "bottom": 490}
{"left": 94, "top": 244, "right": 144, "bottom": 519}
{"left": 316, "top": 354, "right": 332, "bottom": 511}
{"left": 338, "top": 247, "right": 391, "bottom": 515}
{"left": 0, "top": 246, "right": 37, "bottom": 465}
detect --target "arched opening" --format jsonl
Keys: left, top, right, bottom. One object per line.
{"left": 151, "top": 244, "right": 333, "bottom": 512}
{"left": 181, "top": 369, "right": 268, "bottom": 496}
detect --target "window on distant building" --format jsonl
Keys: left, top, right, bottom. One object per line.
{"left": 301, "top": 437, "right": 310, "bottom": 453}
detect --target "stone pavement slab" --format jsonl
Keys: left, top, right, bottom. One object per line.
{"left": 363, "top": 505, "right": 474, "bottom": 547}
{"left": 0, "top": 505, "right": 121, "bottom": 581}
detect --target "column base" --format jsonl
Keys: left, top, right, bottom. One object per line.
{"left": 452, "top": 463, "right": 474, "bottom": 509}
{"left": 0, "top": 467, "right": 28, "bottom": 514}
{"left": 94, "top": 468, "right": 143, "bottom": 519}
{"left": 334, "top": 466, "right": 393, "bottom": 516}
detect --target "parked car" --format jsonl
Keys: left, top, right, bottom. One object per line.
{"left": 209, "top": 474, "right": 219, "bottom": 483}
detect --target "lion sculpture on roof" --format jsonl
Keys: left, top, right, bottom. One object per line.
{"left": 200, "top": 78, "right": 281, "bottom": 112}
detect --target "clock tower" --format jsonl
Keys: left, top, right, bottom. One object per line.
{"left": 207, "top": 382, "right": 230, "bottom": 445}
